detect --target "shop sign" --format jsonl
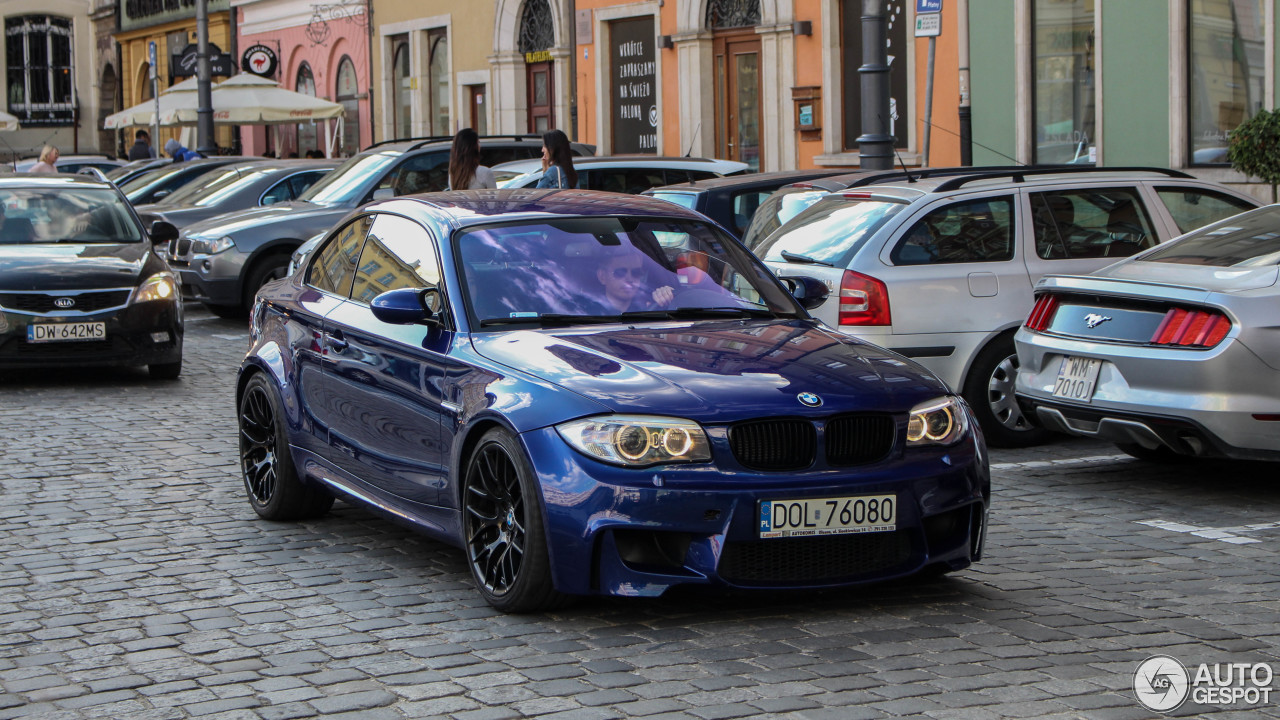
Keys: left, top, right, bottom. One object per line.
{"left": 610, "top": 17, "right": 657, "bottom": 154}
{"left": 242, "top": 44, "right": 278, "bottom": 77}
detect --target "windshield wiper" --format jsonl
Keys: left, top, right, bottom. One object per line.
{"left": 780, "top": 250, "right": 833, "bottom": 266}
{"left": 618, "top": 307, "right": 784, "bottom": 321}
{"left": 478, "top": 313, "right": 623, "bottom": 328}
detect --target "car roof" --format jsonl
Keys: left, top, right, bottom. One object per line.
{"left": 646, "top": 168, "right": 852, "bottom": 194}
{"left": 377, "top": 189, "right": 711, "bottom": 230}
{"left": 492, "top": 156, "right": 748, "bottom": 173}
{"left": 361, "top": 135, "right": 593, "bottom": 154}
{"left": 789, "top": 165, "right": 1199, "bottom": 195}
{"left": 0, "top": 173, "right": 116, "bottom": 189}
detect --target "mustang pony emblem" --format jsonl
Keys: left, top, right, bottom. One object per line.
{"left": 1083, "top": 313, "right": 1112, "bottom": 329}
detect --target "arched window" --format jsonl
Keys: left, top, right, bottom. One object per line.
{"left": 519, "top": 0, "right": 554, "bottom": 53}
{"left": 428, "top": 30, "right": 450, "bottom": 135}
{"left": 139, "top": 64, "right": 154, "bottom": 101}
{"left": 705, "top": 0, "right": 760, "bottom": 28}
{"left": 335, "top": 56, "right": 360, "bottom": 156}
{"left": 5, "top": 15, "right": 74, "bottom": 124}
{"left": 392, "top": 39, "right": 410, "bottom": 138}
{"left": 296, "top": 62, "right": 318, "bottom": 155}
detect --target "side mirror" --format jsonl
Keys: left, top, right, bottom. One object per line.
{"left": 150, "top": 220, "right": 179, "bottom": 246}
{"left": 781, "top": 275, "right": 829, "bottom": 310}
{"left": 152, "top": 189, "right": 170, "bottom": 201}
{"left": 370, "top": 287, "right": 439, "bottom": 325}
{"left": 371, "top": 188, "right": 395, "bottom": 201}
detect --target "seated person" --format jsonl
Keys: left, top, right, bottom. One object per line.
{"left": 594, "top": 248, "right": 675, "bottom": 313}
{"left": 37, "top": 198, "right": 91, "bottom": 241}
{"left": 0, "top": 203, "right": 34, "bottom": 244}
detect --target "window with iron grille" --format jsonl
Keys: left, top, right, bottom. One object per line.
{"left": 5, "top": 15, "right": 75, "bottom": 126}
{"left": 519, "top": 0, "right": 555, "bottom": 54}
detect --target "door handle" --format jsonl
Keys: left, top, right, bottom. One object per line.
{"left": 325, "top": 333, "right": 348, "bottom": 352}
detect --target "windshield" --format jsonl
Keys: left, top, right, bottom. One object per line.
{"left": 120, "top": 163, "right": 211, "bottom": 203}
{"left": 455, "top": 217, "right": 801, "bottom": 329}
{"left": 1143, "top": 206, "right": 1280, "bottom": 267}
{"left": 0, "top": 187, "right": 143, "bottom": 244}
{"left": 757, "top": 194, "right": 905, "bottom": 266}
{"left": 299, "top": 152, "right": 399, "bottom": 205}
{"left": 647, "top": 191, "right": 699, "bottom": 211}
{"left": 741, "top": 187, "right": 831, "bottom": 250}
{"left": 158, "top": 165, "right": 260, "bottom": 206}
{"left": 106, "top": 161, "right": 155, "bottom": 182}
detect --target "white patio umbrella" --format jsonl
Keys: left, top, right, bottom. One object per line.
{"left": 102, "top": 76, "right": 203, "bottom": 129}
{"left": 0, "top": 110, "right": 18, "bottom": 132}
{"left": 160, "top": 73, "right": 346, "bottom": 156}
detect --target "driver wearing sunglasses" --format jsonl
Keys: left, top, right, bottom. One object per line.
{"left": 596, "top": 249, "right": 675, "bottom": 313}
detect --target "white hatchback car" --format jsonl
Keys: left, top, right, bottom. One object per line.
{"left": 757, "top": 166, "right": 1260, "bottom": 446}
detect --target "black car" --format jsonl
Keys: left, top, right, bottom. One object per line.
{"left": 169, "top": 135, "right": 593, "bottom": 317}
{"left": 644, "top": 168, "right": 851, "bottom": 238}
{"left": 119, "top": 157, "right": 254, "bottom": 205}
{"left": 0, "top": 175, "right": 183, "bottom": 378}
{"left": 134, "top": 159, "right": 337, "bottom": 231}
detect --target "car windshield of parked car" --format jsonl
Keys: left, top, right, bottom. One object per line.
{"left": 455, "top": 217, "right": 801, "bottom": 328}
{"left": 741, "top": 187, "right": 831, "bottom": 250}
{"left": 1143, "top": 207, "right": 1280, "bottom": 268}
{"left": 0, "top": 187, "right": 143, "bottom": 244}
{"left": 298, "top": 152, "right": 398, "bottom": 206}
{"left": 161, "top": 166, "right": 274, "bottom": 207}
{"left": 119, "top": 163, "right": 205, "bottom": 203}
{"left": 756, "top": 195, "right": 905, "bottom": 266}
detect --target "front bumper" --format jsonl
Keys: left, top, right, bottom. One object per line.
{"left": 169, "top": 250, "right": 247, "bottom": 306}
{"left": 520, "top": 423, "right": 990, "bottom": 598}
{"left": 0, "top": 301, "right": 183, "bottom": 370}
{"left": 1014, "top": 328, "right": 1280, "bottom": 459}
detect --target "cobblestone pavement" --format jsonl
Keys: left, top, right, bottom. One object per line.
{"left": 3, "top": 309, "right": 1280, "bottom": 719}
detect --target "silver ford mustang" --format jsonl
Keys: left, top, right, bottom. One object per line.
{"left": 1013, "top": 204, "right": 1280, "bottom": 462}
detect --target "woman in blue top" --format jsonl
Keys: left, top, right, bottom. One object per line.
{"left": 535, "top": 129, "right": 578, "bottom": 189}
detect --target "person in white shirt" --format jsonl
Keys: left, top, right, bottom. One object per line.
{"left": 448, "top": 128, "right": 497, "bottom": 190}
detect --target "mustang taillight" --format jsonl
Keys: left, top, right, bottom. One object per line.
{"left": 1024, "top": 294, "right": 1060, "bottom": 332}
{"left": 1150, "top": 307, "right": 1231, "bottom": 347}
{"left": 838, "top": 270, "right": 891, "bottom": 326}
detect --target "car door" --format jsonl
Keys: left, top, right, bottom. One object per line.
{"left": 368, "top": 151, "right": 450, "bottom": 199}
{"left": 876, "top": 194, "right": 1028, "bottom": 337}
{"left": 1021, "top": 185, "right": 1162, "bottom": 284}
{"left": 293, "top": 214, "right": 374, "bottom": 456}
{"left": 318, "top": 212, "right": 450, "bottom": 507}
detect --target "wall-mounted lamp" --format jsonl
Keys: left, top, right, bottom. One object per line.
{"left": 660, "top": 35, "right": 674, "bottom": 49}
{"left": 792, "top": 20, "right": 812, "bottom": 36}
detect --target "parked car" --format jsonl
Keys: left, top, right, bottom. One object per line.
{"left": 101, "top": 158, "right": 172, "bottom": 186}
{"left": 14, "top": 154, "right": 127, "bottom": 175}
{"left": 170, "top": 135, "right": 592, "bottom": 317}
{"left": 1015, "top": 204, "right": 1280, "bottom": 462}
{"left": 741, "top": 171, "right": 900, "bottom": 250}
{"left": 755, "top": 165, "right": 1261, "bottom": 447}
{"left": 644, "top": 168, "right": 851, "bottom": 238}
{"left": 135, "top": 159, "right": 336, "bottom": 231}
{"left": 237, "top": 188, "right": 989, "bottom": 611}
{"left": 495, "top": 156, "right": 749, "bottom": 193}
{"left": 0, "top": 174, "right": 183, "bottom": 378}
{"left": 119, "top": 157, "right": 253, "bottom": 205}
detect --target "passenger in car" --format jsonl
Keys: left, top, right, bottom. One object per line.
{"left": 0, "top": 201, "right": 35, "bottom": 244}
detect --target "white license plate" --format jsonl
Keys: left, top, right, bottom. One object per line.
{"left": 27, "top": 321, "right": 106, "bottom": 343}
{"left": 759, "top": 494, "right": 896, "bottom": 538}
{"left": 1052, "top": 355, "right": 1102, "bottom": 402}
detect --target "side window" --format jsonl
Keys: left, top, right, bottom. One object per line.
{"left": 729, "top": 190, "right": 771, "bottom": 236}
{"left": 480, "top": 147, "right": 524, "bottom": 166}
{"left": 307, "top": 215, "right": 373, "bottom": 295}
{"left": 350, "top": 214, "right": 442, "bottom": 304}
{"left": 1030, "top": 188, "right": 1156, "bottom": 260}
{"left": 676, "top": 170, "right": 720, "bottom": 184}
{"left": 1156, "top": 187, "right": 1257, "bottom": 234}
{"left": 260, "top": 179, "right": 293, "bottom": 206}
{"left": 891, "top": 197, "right": 1015, "bottom": 265}
{"left": 590, "top": 170, "right": 626, "bottom": 193}
{"left": 374, "top": 151, "right": 449, "bottom": 197}
{"left": 289, "top": 171, "right": 328, "bottom": 198}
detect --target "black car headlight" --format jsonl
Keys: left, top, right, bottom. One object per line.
{"left": 906, "top": 397, "right": 968, "bottom": 447}
{"left": 131, "top": 272, "right": 179, "bottom": 304}
{"left": 557, "top": 415, "right": 711, "bottom": 466}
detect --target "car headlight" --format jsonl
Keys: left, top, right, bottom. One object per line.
{"left": 190, "top": 236, "right": 235, "bottom": 255}
{"left": 557, "top": 415, "right": 712, "bottom": 467}
{"left": 133, "top": 272, "right": 179, "bottom": 304}
{"left": 906, "top": 396, "right": 968, "bottom": 447}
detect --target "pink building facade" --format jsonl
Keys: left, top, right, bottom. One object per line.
{"left": 233, "top": 0, "right": 371, "bottom": 158}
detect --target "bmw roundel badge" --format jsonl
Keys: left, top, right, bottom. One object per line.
{"left": 797, "top": 392, "right": 823, "bottom": 407}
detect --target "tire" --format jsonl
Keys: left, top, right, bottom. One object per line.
{"left": 1115, "top": 442, "right": 1184, "bottom": 463}
{"left": 242, "top": 253, "right": 291, "bottom": 313}
{"left": 462, "top": 427, "right": 568, "bottom": 612}
{"left": 962, "top": 335, "right": 1053, "bottom": 448}
{"left": 238, "top": 373, "right": 334, "bottom": 521}
{"left": 203, "top": 302, "right": 246, "bottom": 320}
{"left": 148, "top": 358, "right": 182, "bottom": 380}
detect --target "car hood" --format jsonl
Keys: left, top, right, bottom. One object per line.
{"left": 470, "top": 319, "right": 949, "bottom": 422}
{"left": 180, "top": 200, "right": 330, "bottom": 237}
{"left": 0, "top": 242, "right": 148, "bottom": 291}
{"left": 1092, "top": 259, "right": 1279, "bottom": 293}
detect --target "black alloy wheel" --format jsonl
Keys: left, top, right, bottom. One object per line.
{"left": 462, "top": 428, "right": 566, "bottom": 612}
{"left": 238, "top": 373, "right": 333, "bottom": 520}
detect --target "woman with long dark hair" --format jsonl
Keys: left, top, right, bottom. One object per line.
{"left": 448, "top": 128, "right": 497, "bottom": 190}
{"left": 535, "top": 129, "right": 578, "bottom": 189}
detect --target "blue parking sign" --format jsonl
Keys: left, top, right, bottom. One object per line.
{"left": 917, "top": 0, "right": 942, "bottom": 12}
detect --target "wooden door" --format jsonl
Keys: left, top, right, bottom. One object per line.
{"left": 526, "top": 62, "right": 554, "bottom": 133}
{"left": 713, "top": 32, "right": 761, "bottom": 171}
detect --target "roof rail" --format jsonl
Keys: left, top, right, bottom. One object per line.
{"left": 838, "top": 165, "right": 1040, "bottom": 189}
{"left": 931, "top": 165, "right": 1193, "bottom": 192}
{"left": 364, "top": 134, "right": 546, "bottom": 152}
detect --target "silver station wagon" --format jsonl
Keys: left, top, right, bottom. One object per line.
{"left": 757, "top": 166, "right": 1260, "bottom": 447}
